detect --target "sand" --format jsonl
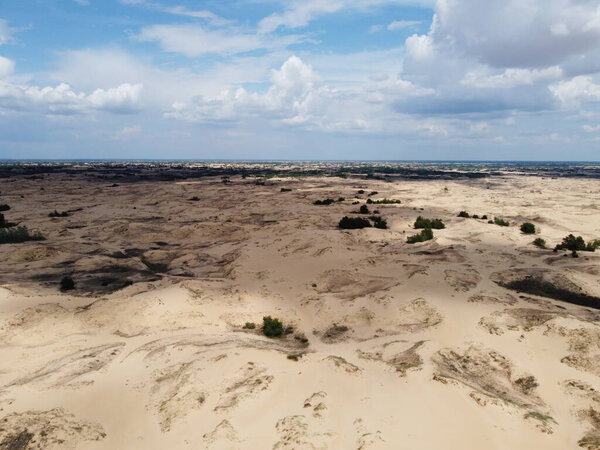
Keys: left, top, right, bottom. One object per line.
{"left": 0, "top": 165, "right": 599, "bottom": 449}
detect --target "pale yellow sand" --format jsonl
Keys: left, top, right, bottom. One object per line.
{"left": 0, "top": 171, "right": 599, "bottom": 449}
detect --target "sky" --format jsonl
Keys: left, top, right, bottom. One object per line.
{"left": 0, "top": 0, "right": 600, "bottom": 160}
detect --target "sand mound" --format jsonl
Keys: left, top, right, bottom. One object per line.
{"left": 315, "top": 270, "right": 398, "bottom": 300}
{"left": 358, "top": 340, "right": 424, "bottom": 375}
{"left": 479, "top": 308, "right": 564, "bottom": 335}
{"left": 0, "top": 409, "right": 105, "bottom": 450}
{"left": 444, "top": 268, "right": 481, "bottom": 291}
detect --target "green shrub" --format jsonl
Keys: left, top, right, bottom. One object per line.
{"left": 494, "top": 217, "right": 510, "bottom": 226}
{"left": 369, "top": 199, "right": 401, "bottom": 204}
{"left": 472, "top": 214, "right": 479, "bottom": 219}
{"left": 189, "top": 196, "right": 200, "bottom": 201}
{"left": 458, "top": 211, "right": 470, "bottom": 218}
{"left": 369, "top": 216, "right": 388, "bottom": 229}
{"left": 0, "top": 204, "right": 10, "bottom": 212}
{"left": 243, "top": 322, "right": 256, "bottom": 329}
{"left": 533, "top": 238, "right": 546, "bottom": 248}
{"left": 414, "top": 216, "right": 445, "bottom": 230}
{"left": 368, "top": 191, "right": 378, "bottom": 196}
{"left": 280, "top": 188, "right": 292, "bottom": 192}
{"left": 554, "top": 234, "right": 587, "bottom": 252}
{"left": 262, "top": 316, "right": 284, "bottom": 338}
{"left": 314, "top": 198, "right": 335, "bottom": 205}
{"left": 520, "top": 222, "right": 535, "bottom": 234}
{"left": 49, "top": 210, "right": 69, "bottom": 218}
{"left": 357, "top": 190, "right": 365, "bottom": 194}
{"left": 481, "top": 215, "right": 488, "bottom": 220}
{"left": 0, "top": 226, "right": 44, "bottom": 244}
{"left": 337, "top": 197, "right": 345, "bottom": 202}
{"left": 60, "top": 276, "right": 75, "bottom": 291}
{"left": 359, "top": 204, "right": 370, "bottom": 214}
{"left": 586, "top": 239, "right": 600, "bottom": 251}
{"left": 407, "top": 228, "right": 433, "bottom": 244}
{"left": 338, "top": 216, "right": 371, "bottom": 229}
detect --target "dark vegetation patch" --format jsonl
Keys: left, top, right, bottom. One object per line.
{"left": 533, "top": 238, "right": 547, "bottom": 248}
{"left": 458, "top": 211, "right": 470, "bottom": 218}
{"left": 520, "top": 222, "right": 536, "bottom": 234}
{"left": 338, "top": 216, "right": 371, "bottom": 229}
{"left": 554, "top": 234, "right": 600, "bottom": 254}
{"left": 189, "top": 196, "right": 200, "bottom": 201}
{"left": 60, "top": 276, "right": 75, "bottom": 291}
{"left": 49, "top": 210, "right": 69, "bottom": 217}
{"left": 407, "top": 228, "right": 433, "bottom": 244}
{"left": 493, "top": 217, "right": 510, "bottom": 226}
{"left": 414, "top": 216, "right": 445, "bottom": 229}
{"left": 0, "top": 204, "right": 10, "bottom": 212}
{"left": 314, "top": 198, "right": 335, "bottom": 205}
{"left": 369, "top": 216, "right": 388, "bottom": 229}
{"left": 0, "top": 226, "right": 44, "bottom": 244}
{"left": 0, "top": 429, "right": 33, "bottom": 450}
{"left": 0, "top": 213, "right": 16, "bottom": 228}
{"left": 243, "top": 322, "right": 256, "bottom": 330}
{"left": 367, "top": 198, "right": 401, "bottom": 204}
{"left": 358, "top": 204, "right": 369, "bottom": 214}
{"left": 280, "top": 188, "right": 292, "bottom": 192}
{"left": 262, "top": 316, "right": 284, "bottom": 338}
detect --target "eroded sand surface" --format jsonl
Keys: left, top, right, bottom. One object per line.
{"left": 0, "top": 166, "right": 599, "bottom": 449}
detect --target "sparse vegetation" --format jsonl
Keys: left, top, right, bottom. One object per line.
{"left": 337, "top": 197, "right": 345, "bottom": 202}
{"left": 60, "top": 276, "right": 75, "bottom": 291}
{"left": 414, "top": 216, "right": 445, "bottom": 229}
{"left": 243, "top": 322, "right": 256, "bottom": 329}
{"left": 533, "top": 238, "right": 547, "bottom": 248}
{"left": 357, "top": 190, "right": 365, "bottom": 194}
{"left": 314, "top": 198, "right": 335, "bottom": 205}
{"left": 49, "top": 210, "right": 69, "bottom": 218}
{"left": 367, "top": 198, "right": 401, "bottom": 204}
{"left": 262, "top": 316, "right": 284, "bottom": 338}
{"left": 554, "top": 234, "right": 600, "bottom": 253}
{"left": 369, "top": 216, "right": 388, "bottom": 229}
{"left": 189, "top": 196, "right": 200, "bottom": 201}
{"left": 494, "top": 217, "right": 510, "bottom": 226}
{"left": 359, "top": 204, "right": 370, "bottom": 214}
{"left": 481, "top": 215, "right": 488, "bottom": 220}
{"left": 406, "top": 228, "right": 433, "bottom": 244}
{"left": 368, "top": 191, "right": 378, "bottom": 196}
{"left": 338, "top": 216, "right": 371, "bottom": 229}
{"left": 0, "top": 204, "right": 10, "bottom": 212}
{"left": 520, "top": 222, "right": 536, "bottom": 234}
{"left": 458, "top": 211, "right": 470, "bottom": 218}
{"left": 280, "top": 188, "right": 292, "bottom": 192}
{"left": 0, "top": 226, "right": 44, "bottom": 244}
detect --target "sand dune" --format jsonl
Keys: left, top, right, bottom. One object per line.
{"left": 0, "top": 165, "right": 599, "bottom": 449}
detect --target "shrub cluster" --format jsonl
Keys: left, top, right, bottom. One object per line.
{"left": 493, "top": 217, "right": 510, "bottom": 227}
{"left": 554, "top": 234, "right": 600, "bottom": 253}
{"left": 369, "top": 216, "right": 388, "bottom": 229}
{"left": 358, "top": 204, "right": 370, "bottom": 214}
{"left": 314, "top": 198, "right": 335, "bottom": 205}
{"left": 533, "top": 238, "right": 546, "bottom": 248}
{"left": 0, "top": 204, "right": 10, "bottom": 212}
{"left": 368, "top": 191, "right": 378, "bottom": 196}
{"left": 458, "top": 211, "right": 487, "bottom": 220}
{"left": 458, "top": 211, "right": 470, "bottom": 218}
{"left": 262, "top": 316, "right": 284, "bottom": 338}
{"left": 414, "top": 216, "right": 445, "bottom": 229}
{"left": 60, "top": 276, "right": 75, "bottom": 291}
{"left": 243, "top": 322, "right": 256, "bottom": 329}
{"left": 338, "top": 216, "right": 371, "bottom": 229}
{"left": 49, "top": 210, "right": 69, "bottom": 218}
{"left": 520, "top": 222, "right": 536, "bottom": 234}
{"left": 406, "top": 228, "right": 433, "bottom": 244}
{"left": 367, "top": 198, "right": 401, "bottom": 205}
{"left": 280, "top": 188, "right": 292, "bottom": 192}
{"left": 0, "top": 226, "right": 44, "bottom": 244}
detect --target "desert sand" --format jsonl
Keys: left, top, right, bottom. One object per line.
{"left": 0, "top": 163, "right": 599, "bottom": 449}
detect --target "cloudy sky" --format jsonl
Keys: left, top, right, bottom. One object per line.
{"left": 1, "top": 0, "right": 600, "bottom": 160}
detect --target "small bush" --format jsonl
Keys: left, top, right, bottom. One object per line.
{"left": 458, "top": 211, "right": 470, "bottom": 218}
{"left": 357, "top": 190, "right": 365, "bottom": 194}
{"left": 60, "top": 276, "right": 75, "bottom": 291}
{"left": 494, "top": 217, "right": 510, "bottom": 227}
{"left": 0, "top": 204, "right": 10, "bottom": 212}
{"left": 337, "top": 197, "right": 345, "bottom": 202}
{"left": 49, "top": 210, "right": 69, "bottom": 218}
{"left": 370, "top": 216, "right": 388, "bottom": 229}
{"left": 314, "top": 198, "right": 335, "bottom": 205}
{"left": 586, "top": 239, "right": 600, "bottom": 251}
{"left": 368, "top": 191, "right": 378, "bottom": 196}
{"left": 369, "top": 199, "right": 401, "bottom": 204}
{"left": 243, "top": 322, "right": 256, "bottom": 329}
{"left": 414, "top": 216, "right": 445, "bottom": 230}
{"left": 520, "top": 222, "right": 536, "bottom": 234}
{"left": 280, "top": 188, "right": 292, "bottom": 192}
{"left": 351, "top": 201, "right": 359, "bottom": 205}
{"left": 488, "top": 220, "right": 494, "bottom": 224}
{"left": 0, "top": 226, "right": 44, "bottom": 244}
{"left": 533, "top": 238, "right": 546, "bottom": 248}
{"left": 407, "top": 228, "right": 433, "bottom": 244}
{"left": 189, "top": 196, "right": 200, "bottom": 201}
{"left": 262, "top": 316, "right": 284, "bottom": 338}
{"left": 481, "top": 215, "right": 488, "bottom": 220}
{"left": 338, "top": 216, "right": 371, "bottom": 229}
{"left": 472, "top": 214, "right": 479, "bottom": 219}
{"left": 359, "top": 204, "right": 370, "bottom": 214}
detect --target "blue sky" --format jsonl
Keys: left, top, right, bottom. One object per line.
{"left": 1, "top": 0, "right": 600, "bottom": 160}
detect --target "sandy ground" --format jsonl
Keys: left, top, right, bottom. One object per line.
{"left": 0, "top": 168, "right": 599, "bottom": 449}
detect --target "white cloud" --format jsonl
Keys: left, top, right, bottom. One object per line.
{"left": 550, "top": 76, "right": 600, "bottom": 109}
{"left": 582, "top": 124, "right": 600, "bottom": 132}
{"left": 136, "top": 24, "right": 304, "bottom": 57}
{"left": 462, "top": 66, "right": 563, "bottom": 89}
{"left": 120, "top": 0, "right": 228, "bottom": 25}
{"left": 0, "top": 56, "right": 14, "bottom": 78}
{"left": 0, "top": 19, "right": 14, "bottom": 46}
{"left": 0, "top": 81, "right": 143, "bottom": 115}
{"left": 387, "top": 20, "right": 421, "bottom": 31}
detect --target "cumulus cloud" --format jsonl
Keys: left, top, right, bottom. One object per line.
{"left": 0, "top": 56, "right": 14, "bottom": 78}
{"left": 387, "top": 20, "right": 421, "bottom": 30}
{"left": 0, "top": 19, "right": 14, "bottom": 46}
{"left": 0, "top": 81, "right": 143, "bottom": 115}
{"left": 550, "top": 76, "right": 600, "bottom": 109}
